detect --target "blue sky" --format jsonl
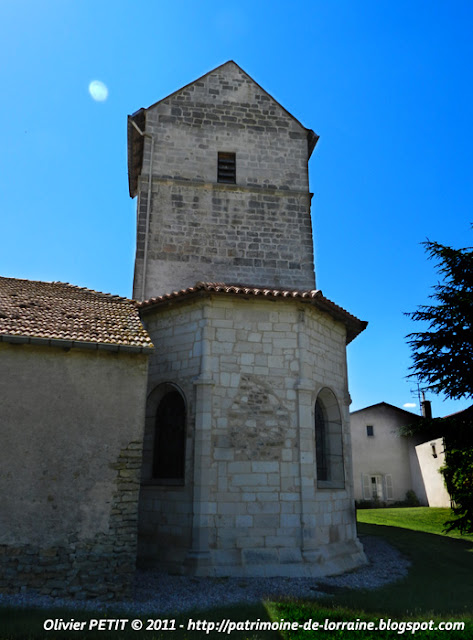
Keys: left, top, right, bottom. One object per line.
{"left": 1, "top": 1, "right": 471, "bottom": 417}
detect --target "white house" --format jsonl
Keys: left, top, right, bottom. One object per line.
{"left": 350, "top": 401, "right": 451, "bottom": 507}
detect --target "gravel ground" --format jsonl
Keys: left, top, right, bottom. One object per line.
{"left": 0, "top": 535, "right": 410, "bottom": 615}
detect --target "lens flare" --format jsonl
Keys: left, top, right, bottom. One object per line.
{"left": 88, "top": 80, "right": 109, "bottom": 102}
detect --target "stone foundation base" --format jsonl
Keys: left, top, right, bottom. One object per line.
{"left": 178, "top": 539, "right": 367, "bottom": 578}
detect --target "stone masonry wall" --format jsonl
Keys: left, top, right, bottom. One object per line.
{"left": 0, "top": 344, "right": 149, "bottom": 598}
{"left": 140, "top": 296, "right": 365, "bottom": 577}
{"left": 0, "top": 442, "right": 142, "bottom": 599}
{"left": 133, "top": 62, "right": 315, "bottom": 299}
{"left": 138, "top": 303, "right": 204, "bottom": 568}
{"left": 302, "top": 310, "right": 359, "bottom": 549}
{"left": 206, "top": 297, "right": 360, "bottom": 575}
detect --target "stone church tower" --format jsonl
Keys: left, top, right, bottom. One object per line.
{"left": 128, "top": 62, "right": 367, "bottom": 577}
{"left": 128, "top": 61, "right": 318, "bottom": 300}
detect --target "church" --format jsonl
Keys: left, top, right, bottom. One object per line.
{"left": 0, "top": 62, "right": 367, "bottom": 598}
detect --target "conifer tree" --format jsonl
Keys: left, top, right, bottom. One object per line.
{"left": 406, "top": 231, "right": 473, "bottom": 533}
{"left": 407, "top": 236, "right": 473, "bottom": 400}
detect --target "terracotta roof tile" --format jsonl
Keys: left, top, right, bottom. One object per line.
{"left": 138, "top": 282, "right": 367, "bottom": 344}
{"left": 0, "top": 277, "right": 153, "bottom": 351}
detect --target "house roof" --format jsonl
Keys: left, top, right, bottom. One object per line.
{"left": 442, "top": 405, "right": 473, "bottom": 419}
{"left": 127, "top": 61, "right": 319, "bottom": 198}
{"left": 138, "top": 281, "right": 367, "bottom": 345}
{"left": 350, "top": 401, "right": 422, "bottom": 418}
{"left": 0, "top": 276, "right": 153, "bottom": 353}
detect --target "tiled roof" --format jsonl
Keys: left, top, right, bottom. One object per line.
{"left": 138, "top": 282, "right": 367, "bottom": 344}
{"left": 0, "top": 276, "right": 153, "bottom": 352}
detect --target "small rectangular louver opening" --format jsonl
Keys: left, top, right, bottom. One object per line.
{"left": 218, "top": 152, "right": 236, "bottom": 184}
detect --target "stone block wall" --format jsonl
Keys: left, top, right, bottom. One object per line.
{"left": 147, "top": 63, "right": 310, "bottom": 190}
{"left": 0, "top": 344, "right": 149, "bottom": 598}
{"left": 132, "top": 62, "right": 316, "bottom": 299}
{"left": 140, "top": 295, "right": 365, "bottom": 577}
{"left": 138, "top": 303, "right": 203, "bottom": 567}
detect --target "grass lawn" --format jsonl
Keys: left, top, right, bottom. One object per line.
{"left": 1, "top": 508, "right": 472, "bottom": 639}
{"left": 357, "top": 506, "right": 473, "bottom": 542}
{"left": 271, "top": 508, "right": 473, "bottom": 638}
{"left": 316, "top": 520, "right": 473, "bottom": 616}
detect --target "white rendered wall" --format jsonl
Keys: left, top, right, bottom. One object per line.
{"left": 415, "top": 438, "right": 451, "bottom": 508}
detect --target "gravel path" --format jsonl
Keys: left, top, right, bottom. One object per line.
{"left": 0, "top": 535, "right": 410, "bottom": 615}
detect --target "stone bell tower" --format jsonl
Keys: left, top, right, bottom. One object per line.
{"left": 127, "top": 60, "right": 318, "bottom": 300}
{"left": 128, "top": 63, "right": 367, "bottom": 579}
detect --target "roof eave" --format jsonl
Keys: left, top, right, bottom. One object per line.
{"left": 138, "top": 284, "right": 367, "bottom": 346}
{"left": 127, "top": 109, "right": 146, "bottom": 198}
{"left": 0, "top": 333, "right": 154, "bottom": 354}
{"left": 307, "top": 130, "right": 319, "bottom": 159}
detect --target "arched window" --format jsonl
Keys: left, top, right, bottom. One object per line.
{"left": 315, "top": 399, "right": 329, "bottom": 481}
{"left": 315, "top": 389, "right": 345, "bottom": 489}
{"left": 153, "top": 390, "right": 186, "bottom": 482}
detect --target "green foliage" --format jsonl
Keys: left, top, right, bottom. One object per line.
{"left": 406, "top": 235, "right": 473, "bottom": 400}
{"left": 400, "top": 412, "right": 473, "bottom": 534}
{"left": 440, "top": 409, "right": 473, "bottom": 534}
{"left": 406, "top": 232, "right": 473, "bottom": 534}
{"left": 404, "top": 490, "right": 421, "bottom": 506}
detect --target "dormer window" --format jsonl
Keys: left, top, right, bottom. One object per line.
{"left": 218, "top": 152, "right": 236, "bottom": 184}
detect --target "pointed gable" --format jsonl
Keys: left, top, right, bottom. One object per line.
{"left": 128, "top": 61, "right": 318, "bottom": 197}
{"left": 148, "top": 61, "right": 317, "bottom": 148}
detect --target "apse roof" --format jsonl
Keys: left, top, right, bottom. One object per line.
{"left": 138, "top": 281, "right": 367, "bottom": 345}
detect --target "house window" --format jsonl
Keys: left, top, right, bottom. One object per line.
{"left": 366, "top": 425, "right": 374, "bottom": 437}
{"left": 362, "top": 474, "right": 393, "bottom": 501}
{"left": 370, "top": 475, "right": 382, "bottom": 499}
{"left": 153, "top": 390, "right": 186, "bottom": 482}
{"left": 217, "top": 152, "right": 236, "bottom": 184}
